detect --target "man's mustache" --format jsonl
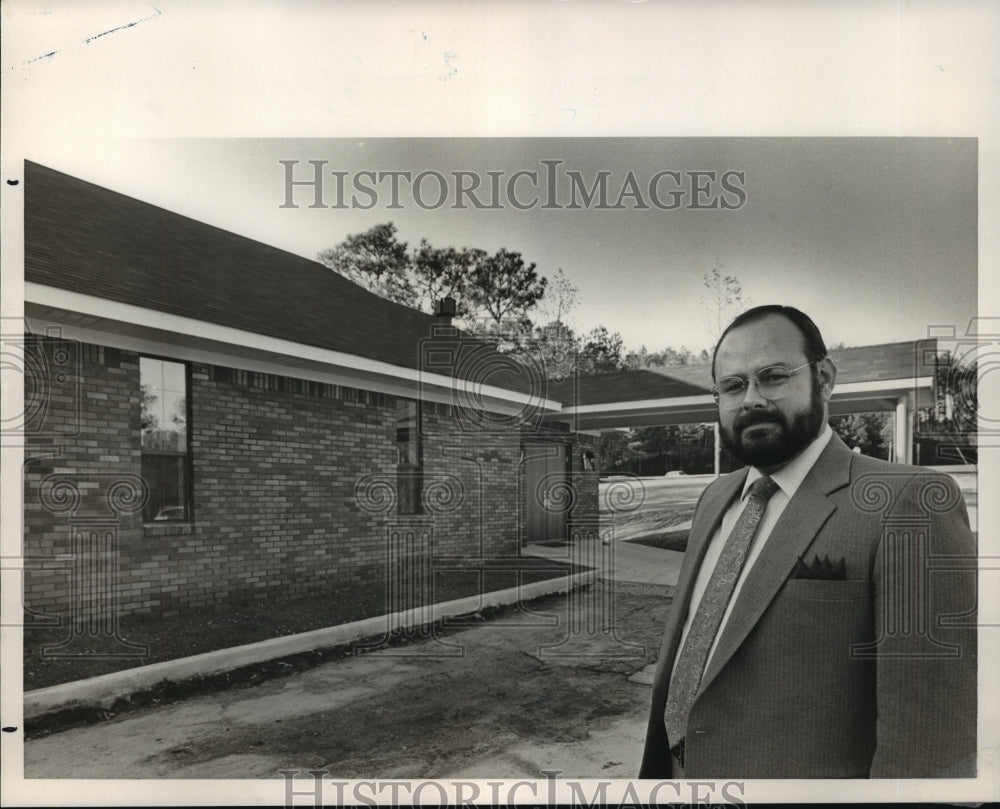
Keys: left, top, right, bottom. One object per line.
{"left": 734, "top": 410, "right": 785, "bottom": 431}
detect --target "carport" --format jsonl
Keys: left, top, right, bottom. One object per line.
{"left": 546, "top": 340, "right": 938, "bottom": 472}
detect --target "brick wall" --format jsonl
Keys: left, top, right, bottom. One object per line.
{"left": 23, "top": 339, "right": 144, "bottom": 622}
{"left": 420, "top": 405, "right": 521, "bottom": 559}
{"left": 181, "top": 363, "right": 398, "bottom": 612}
{"left": 22, "top": 336, "right": 579, "bottom": 622}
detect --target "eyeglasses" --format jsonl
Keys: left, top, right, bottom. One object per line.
{"left": 712, "top": 360, "right": 821, "bottom": 408}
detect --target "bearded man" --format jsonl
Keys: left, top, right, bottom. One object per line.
{"left": 639, "top": 305, "right": 977, "bottom": 779}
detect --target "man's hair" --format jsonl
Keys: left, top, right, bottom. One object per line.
{"left": 711, "top": 305, "right": 828, "bottom": 380}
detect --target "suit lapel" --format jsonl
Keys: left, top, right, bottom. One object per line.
{"left": 698, "top": 435, "right": 853, "bottom": 692}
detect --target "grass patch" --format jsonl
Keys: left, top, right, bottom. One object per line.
{"left": 23, "top": 558, "right": 581, "bottom": 691}
{"left": 624, "top": 529, "right": 690, "bottom": 552}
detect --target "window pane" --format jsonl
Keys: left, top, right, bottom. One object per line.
{"left": 161, "top": 360, "right": 186, "bottom": 393}
{"left": 141, "top": 357, "right": 187, "bottom": 452}
{"left": 142, "top": 453, "right": 187, "bottom": 522}
{"left": 395, "top": 399, "right": 419, "bottom": 466}
{"left": 394, "top": 399, "right": 421, "bottom": 513}
{"left": 396, "top": 466, "right": 422, "bottom": 515}
{"left": 140, "top": 357, "right": 189, "bottom": 522}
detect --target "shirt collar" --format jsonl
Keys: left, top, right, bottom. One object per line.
{"left": 742, "top": 424, "right": 833, "bottom": 501}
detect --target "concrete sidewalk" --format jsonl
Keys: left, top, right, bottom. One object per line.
{"left": 524, "top": 531, "right": 686, "bottom": 587}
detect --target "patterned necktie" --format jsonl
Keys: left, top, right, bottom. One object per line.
{"left": 663, "top": 475, "right": 780, "bottom": 746}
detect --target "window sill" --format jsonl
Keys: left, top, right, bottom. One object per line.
{"left": 143, "top": 522, "right": 194, "bottom": 537}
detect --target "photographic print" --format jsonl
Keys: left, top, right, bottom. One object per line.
{"left": 2, "top": 3, "right": 997, "bottom": 807}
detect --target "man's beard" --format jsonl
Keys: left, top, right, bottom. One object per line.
{"left": 719, "top": 382, "right": 826, "bottom": 469}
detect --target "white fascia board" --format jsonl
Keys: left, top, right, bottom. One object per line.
{"left": 834, "top": 378, "right": 934, "bottom": 395}
{"left": 26, "top": 283, "right": 562, "bottom": 413}
{"left": 25, "top": 314, "right": 475, "bottom": 410}
{"left": 565, "top": 393, "right": 715, "bottom": 415}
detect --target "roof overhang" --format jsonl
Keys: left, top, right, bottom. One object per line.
{"left": 24, "top": 283, "right": 936, "bottom": 429}
{"left": 25, "top": 283, "right": 563, "bottom": 416}
{"left": 544, "top": 379, "right": 935, "bottom": 431}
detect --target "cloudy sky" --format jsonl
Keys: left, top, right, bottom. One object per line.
{"left": 24, "top": 135, "right": 978, "bottom": 355}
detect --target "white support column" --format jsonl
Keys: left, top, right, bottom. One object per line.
{"left": 906, "top": 394, "right": 916, "bottom": 465}
{"left": 895, "top": 397, "right": 911, "bottom": 465}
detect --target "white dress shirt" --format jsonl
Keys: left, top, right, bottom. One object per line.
{"left": 671, "top": 424, "right": 834, "bottom": 680}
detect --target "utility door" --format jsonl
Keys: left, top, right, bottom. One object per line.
{"left": 524, "top": 442, "right": 568, "bottom": 544}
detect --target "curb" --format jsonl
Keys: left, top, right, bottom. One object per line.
{"left": 24, "top": 568, "right": 597, "bottom": 720}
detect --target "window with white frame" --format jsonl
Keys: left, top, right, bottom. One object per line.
{"left": 140, "top": 357, "right": 190, "bottom": 522}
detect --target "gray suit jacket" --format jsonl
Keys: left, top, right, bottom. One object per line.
{"left": 639, "top": 434, "right": 977, "bottom": 778}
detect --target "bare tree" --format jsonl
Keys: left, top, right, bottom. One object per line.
{"left": 700, "top": 261, "right": 749, "bottom": 342}
{"left": 538, "top": 267, "right": 579, "bottom": 328}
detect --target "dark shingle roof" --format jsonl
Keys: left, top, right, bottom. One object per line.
{"left": 24, "top": 161, "right": 532, "bottom": 394}
{"left": 826, "top": 341, "right": 936, "bottom": 384}
{"left": 548, "top": 368, "right": 710, "bottom": 407}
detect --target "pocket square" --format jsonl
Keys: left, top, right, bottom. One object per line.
{"left": 790, "top": 554, "right": 846, "bottom": 580}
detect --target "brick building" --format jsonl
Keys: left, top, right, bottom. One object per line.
{"left": 21, "top": 162, "right": 598, "bottom": 627}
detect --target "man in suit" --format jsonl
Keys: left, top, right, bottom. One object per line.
{"left": 640, "top": 305, "right": 977, "bottom": 779}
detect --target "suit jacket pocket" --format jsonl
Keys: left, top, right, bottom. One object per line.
{"left": 779, "top": 578, "right": 869, "bottom": 601}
